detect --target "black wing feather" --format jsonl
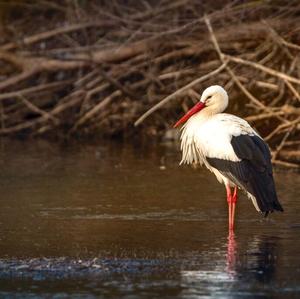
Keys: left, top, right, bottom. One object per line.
{"left": 207, "top": 135, "right": 283, "bottom": 214}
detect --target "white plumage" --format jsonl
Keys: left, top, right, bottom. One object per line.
{"left": 180, "top": 113, "right": 257, "bottom": 164}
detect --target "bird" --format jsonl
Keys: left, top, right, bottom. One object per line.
{"left": 173, "top": 85, "right": 283, "bottom": 231}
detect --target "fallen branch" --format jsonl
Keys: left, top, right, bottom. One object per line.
{"left": 226, "top": 55, "right": 300, "bottom": 86}
{"left": 0, "top": 1, "right": 298, "bottom": 167}
{"left": 134, "top": 62, "right": 227, "bottom": 126}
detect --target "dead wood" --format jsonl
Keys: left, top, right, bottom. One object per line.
{"left": 0, "top": 0, "right": 299, "bottom": 167}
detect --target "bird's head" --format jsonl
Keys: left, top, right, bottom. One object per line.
{"left": 173, "top": 85, "right": 228, "bottom": 128}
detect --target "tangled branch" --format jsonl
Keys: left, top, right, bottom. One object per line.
{"left": 0, "top": 0, "right": 299, "bottom": 167}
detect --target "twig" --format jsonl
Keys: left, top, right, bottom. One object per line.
{"left": 245, "top": 111, "right": 285, "bottom": 122}
{"left": 0, "top": 69, "right": 37, "bottom": 91}
{"left": 272, "top": 159, "right": 299, "bottom": 168}
{"left": 97, "top": 66, "right": 140, "bottom": 102}
{"left": 71, "top": 90, "right": 122, "bottom": 131}
{"left": 264, "top": 21, "right": 300, "bottom": 54}
{"left": 226, "top": 55, "right": 300, "bottom": 86}
{"left": 1, "top": 22, "right": 116, "bottom": 51}
{"left": 272, "top": 125, "right": 295, "bottom": 161}
{"left": 284, "top": 80, "right": 300, "bottom": 102}
{"left": 265, "top": 117, "right": 300, "bottom": 141}
{"left": 18, "top": 94, "right": 59, "bottom": 124}
{"left": 0, "top": 80, "right": 73, "bottom": 101}
{"left": 0, "top": 91, "right": 84, "bottom": 134}
{"left": 278, "top": 150, "right": 300, "bottom": 160}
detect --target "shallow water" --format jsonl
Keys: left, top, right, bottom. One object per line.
{"left": 0, "top": 139, "right": 299, "bottom": 298}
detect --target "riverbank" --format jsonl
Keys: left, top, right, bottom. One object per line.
{"left": 0, "top": 1, "right": 299, "bottom": 167}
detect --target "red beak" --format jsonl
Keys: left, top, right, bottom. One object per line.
{"left": 173, "top": 102, "right": 205, "bottom": 128}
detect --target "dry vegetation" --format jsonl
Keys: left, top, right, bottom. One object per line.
{"left": 0, "top": 0, "right": 299, "bottom": 167}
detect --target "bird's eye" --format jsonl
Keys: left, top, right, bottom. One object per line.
{"left": 206, "top": 95, "right": 212, "bottom": 102}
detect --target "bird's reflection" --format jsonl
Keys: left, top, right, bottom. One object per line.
{"left": 181, "top": 233, "right": 280, "bottom": 297}
{"left": 226, "top": 233, "right": 279, "bottom": 282}
{"left": 226, "top": 231, "right": 237, "bottom": 277}
{"left": 242, "top": 235, "right": 279, "bottom": 284}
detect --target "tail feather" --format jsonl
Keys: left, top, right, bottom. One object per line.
{"left": 245, "top": 164, "right": 283, "bottom": 215}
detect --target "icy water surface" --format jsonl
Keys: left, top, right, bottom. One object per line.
{"left": 0, "top": 139, "right": 299, "bottom": 298}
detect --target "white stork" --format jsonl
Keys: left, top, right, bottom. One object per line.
{"left": 174, "top": 85, "right": 283, "bottom": 230}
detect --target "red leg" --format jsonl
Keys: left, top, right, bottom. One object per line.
{"left": 226, "top": 185, "right": 232, "bottom": 230}
{"left": 231, "top": 187, "right": 238, "bottom": 230}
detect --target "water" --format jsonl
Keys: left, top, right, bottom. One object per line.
{"left": 0, "top": 139, "right": 299, "bottom": 298}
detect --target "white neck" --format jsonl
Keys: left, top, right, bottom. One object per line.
{"left": 190, "top": 105, "right": 223, "bottom": 125}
